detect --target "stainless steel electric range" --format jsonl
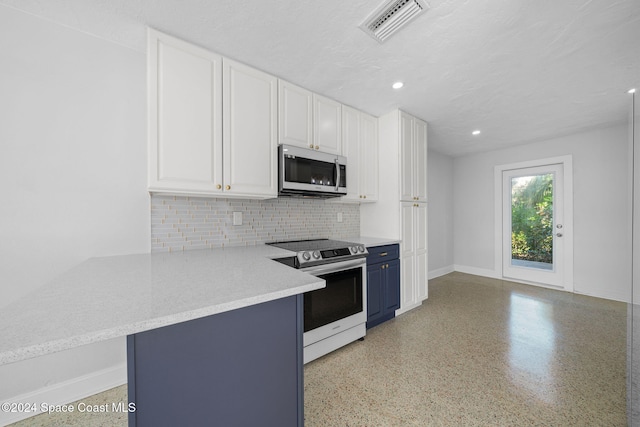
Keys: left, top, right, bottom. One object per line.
{"left": 267, "top": 239, "right": 368, "bottom": 363}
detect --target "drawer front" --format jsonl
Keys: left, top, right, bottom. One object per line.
{"left": 366, "top": 244, "right": 399, "bottom": 262}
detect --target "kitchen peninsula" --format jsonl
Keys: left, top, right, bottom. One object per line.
{"left": 0, "top": 245, "right": 324, "bottom": 426}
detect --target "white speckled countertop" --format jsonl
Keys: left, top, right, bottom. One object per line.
{"left": 345, "top": 236, "right": 401, "bottom": 247}
{"left": 0, "top": 245, "right": 324, "bottom": 365}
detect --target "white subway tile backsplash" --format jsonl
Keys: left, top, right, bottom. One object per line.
{"left": 150, "top": 195, "right": 360, "bottom": 253}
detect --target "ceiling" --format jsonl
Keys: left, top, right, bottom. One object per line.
{"left": 2, "top": 0, "right": 639, "bottom": 156}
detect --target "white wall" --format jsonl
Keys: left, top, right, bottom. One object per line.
{"left": 453, "top": 124, "right": 632, "bottom": 302}
{"left": 0, "top": 5, "right": 149, "bottom": 422}
{"left": 427, "top": 150, "right": 454, "bottom": 277}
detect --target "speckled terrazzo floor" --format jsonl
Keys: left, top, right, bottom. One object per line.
{"left": 8, "top": 272, "right": 628, "bottom": 426}
{"left": 304, "top": 272, "right": 627, "bottom": 426}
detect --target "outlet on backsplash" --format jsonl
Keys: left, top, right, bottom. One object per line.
{"left": 233, "top": 212, "right": 242, "bottom": 226}
{"left": 337, "top": 212, "right": 343, "bottom": 223}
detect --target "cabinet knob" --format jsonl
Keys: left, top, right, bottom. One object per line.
{"left": 359, "top": 195, "right": 363, "bottom": 198}
{"left": 225, "top": 185, "right": 231, "bottom": 190}
{"left": 386, "top": 264, "right": 389, "bottom": 268}
{"left": 381, "top": 265, "right": 385, "bottom": 269}
{"left": 309, "top": 144, "right": 314, "bottom": 148}
{"left": 363, "top": 195, "right": 367, "bottom": 199}
{"left": 216, "top": 184, "right": 222, "bottom": 190}
{"left": 315, "top": 145, "right": 319, "bottom": 150}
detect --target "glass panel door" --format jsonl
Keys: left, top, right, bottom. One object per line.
{"left": 510, "top": 172, "right": 554, "bottom": 271}
{"left": 503, "top": 164, "right": 565, "bottom": 287}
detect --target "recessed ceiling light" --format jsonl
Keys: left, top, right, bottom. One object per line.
{"left": 472, "top": 130, "right": 481, "bottom": 135}
{"left": 629, "top": 88, "right": 637, "bottom": 94}
{"left": 392, "top": 82, "right": 404, "bottom": 89}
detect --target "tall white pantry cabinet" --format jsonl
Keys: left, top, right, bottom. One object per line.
{"left": 361, "top": 110, "right": 428, "bottom": 315}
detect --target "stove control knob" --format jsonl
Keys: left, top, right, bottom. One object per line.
{"left": 350, "top": 246, "right": 357, "bottom": 254}
{"left": 312, "top": 251, "right": 321, "bottom": 259}
{"left": 302, "top": 252, "right": 311, "bottom": 261}
{"left": 358, "top": 245, "right": 365, "bottom": 253}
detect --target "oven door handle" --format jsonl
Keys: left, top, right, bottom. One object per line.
{"left": 302, "top": 258, "right": 366, "bottom": 276}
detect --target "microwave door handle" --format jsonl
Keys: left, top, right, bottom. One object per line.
{"left": 335, "top": 159, "right": 340, "bottom": 192}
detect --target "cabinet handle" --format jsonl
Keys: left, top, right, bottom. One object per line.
{"left": 379, "top": 252, "right": 388, "bottom": 257}
{"left": 225, "top": 185, "right": 231, "bottom": 190}
{"left": 216, "top": 184, "right": 222, "bottom": 190}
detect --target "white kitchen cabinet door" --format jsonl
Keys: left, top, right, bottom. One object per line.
{"left": 359, "top": 112, "right": 378, "bottom": 202}
{"left": 223, "top": 59, "right": 278, "bottom": 198}
{"left": 414, "top": 118, "right": 428, "bottom": 202}
{"left": 400, "top": 202, "right": 417, "bottom": 312}
{"left": 278, "top": 80, "right": 313, "bottom": 149}
{"left": 399, "top": 111, "right": 414, "bottom": 202}
{"left": 148, "top": 29, "right": 223, "bottom": 194}
{"left": 415, "top": 203, "right": 428, "bottom": 301}
{"left": 338, "top": 107, "right": 378, "bottom": 203}
{"left": 313, "top": 94, "right": 342, "bottom": 155}
{"left": 398, "top": 201, "right": 428, "bottom": 314}
{"left": 341, "top": 106, "right": 361, "bottom": 202}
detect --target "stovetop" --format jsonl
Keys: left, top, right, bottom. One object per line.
{"left": 267, "top": 238, "right": 360, "bottom": 252}
{"left": 266, "top": 238, "right": 367, "bottom": 268}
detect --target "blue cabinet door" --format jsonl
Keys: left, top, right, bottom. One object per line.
{"left": 385, "top": 258, "right": 400, "bottom": 312}
{"left": 367, "top": 263, "right": 383, "bottom": 326}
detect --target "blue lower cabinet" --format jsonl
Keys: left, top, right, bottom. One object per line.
{"left": 367, "top": 264, "right": 383, "bottom": 321}
{"left": 366, "top": 245, "right": 400, "bottom": 329}
{"left": 384, "top": 259, "right": 400, "bottom": 313}
{"left": 127, "top": 295, "right": 304, "bottom": 427}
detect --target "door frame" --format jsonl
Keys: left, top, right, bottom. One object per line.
{"left": 494, "top": 155, "right": 574, "bottom": 292}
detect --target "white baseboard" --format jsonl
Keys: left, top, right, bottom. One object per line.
{"left": 574, "top": 287, "right": 631, "bottom": 304}
{"left": 428, "top": 265, "right": 455, "bottom": 280}
{"left": 453, "top": 264, "right": 500, "bottom": 279}
{"left": 0, "top": 363, "right": 126, "bottom": 425}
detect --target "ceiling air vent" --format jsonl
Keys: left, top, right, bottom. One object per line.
{"left": 360, "top": 0, "right": 429, "bottom": 43}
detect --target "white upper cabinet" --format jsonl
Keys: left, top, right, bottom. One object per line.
{"left": 278, "top": 80, "right": 313, "bottom": 149}
{"left": 414, "top": 118, "right": 428, "bottom": 202}
{"left": 359, "top": 112, "right": 379, "bottom": 201}
{"left": 223, "top": 58, "right": 278, "bottom": 198}
{"left": 148, "top": 29, "right": 223, "bottom": 194}
{"left": 147, "top": 29, "right": 276, "bottom": 199}
{"left": 313, "top": 94, "right": 342, "bottom": 155}
{"left": 400, "top": 112, "right": 428, "bottom": 202}
{"left": 340, "top": 106, "right": 378, "bottom": 203}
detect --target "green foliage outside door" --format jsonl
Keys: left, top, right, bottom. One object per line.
{"left": 511, "top": 173, "right": 553, "bottom": 264}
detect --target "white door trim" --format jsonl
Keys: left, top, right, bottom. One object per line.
{"left": 494, "top": 155, "right": 574, "bottom": 292}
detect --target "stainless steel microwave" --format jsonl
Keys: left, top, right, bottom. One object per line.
{"left": 278, "top": 145, "right": 347, "bottom": 198}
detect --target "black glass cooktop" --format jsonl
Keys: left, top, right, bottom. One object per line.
{"left": 266, "top": 238, "right": 357, "bottom": 252}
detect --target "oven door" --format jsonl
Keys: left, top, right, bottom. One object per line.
{"left": 301, "top": 258, "right": 367, "bottom": 347}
